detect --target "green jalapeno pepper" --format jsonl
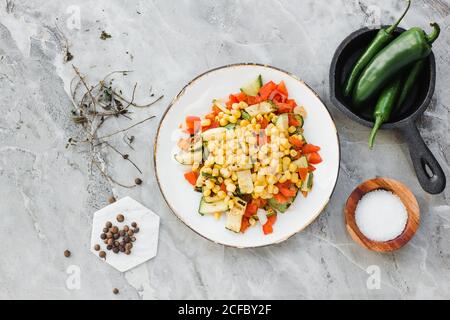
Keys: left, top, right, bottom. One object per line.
{"left": 396, "top": 59, "right": 425, "bottom": 116}
{"left": 353, "top": 22, "right": 440, "bottom": 107}
{"left": 368, "top": 77, "right": 402, "bottom": 149}
{"left": 343, "top": 0, "right": 411, "bottom": 97}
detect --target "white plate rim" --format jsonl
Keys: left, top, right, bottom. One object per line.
{"left": 153, "top": 63, "right": 341, "bottom": 248}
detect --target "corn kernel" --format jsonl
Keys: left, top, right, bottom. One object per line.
{"left": 273, "top": 186, "right": 279, "bottom": 194}
{"left": 251, "top": 118, "right": 257, "bottom": 124}
{"left": 218, "top": 112, "right": 225, "bottom": 118}
{"left": 213, "top": 185, "right": 221, "bottom": 193}
{"left": 231, "top": 110, "right": 241, "bottom": 118}
{"left": 219, "top": 118, "right": 229, "bottom": 126}
{"left": 203, "top": 189, "right": 211, "bottom": 197}
{"left": 288, "top": 126, "right": 297, "bottom": 134}
{"left": 229, "top": 115, "right": 238, "bottom": 124}
{"left": 238, "top": 101, "right": 248, "bottom": 108}
{"left": 240, "top": 119, "right": 249, "bottom": 127}
{"left": 289, "top": 163, "right": 298, "bottom": 172}
{"left": 214, "top": 212, "right": 221, "bottom": 220}
{"left": 220, "top": 168, "right": 231, "bottom": 178}
{"left": 279, "top": 175, "right": 287, "bottom": 183}
{"left": 226, "top": 184, "right": 236, "bottom": 193}
{"left": 290, "top": 149, "right": 298, "bottom": 157}
{"left": 217, "top": 190, "right": 226, "bottom": 198}
{"left": 249, "top": 217, "right": 256, "bottom": 226}
{"left": 268, "top": 184, "right": 274, "bottom": 194}
{"left": 231, "top": 172, "right": 238, "bottom": 181}
{"left": 291, "top": 172, "right": 299, "bottom": 184}
{"left": 296, "top": 180, "right": 303, "bottom": 188}
{"left": 212, "top": 168, "right": 219, "bottom": 177}
{"left": 205, "top": 180, "right": 214, "bottom": 189}
{"left": 231, "top": 103, "right": 239, "bottom": 110}
{"left": 284, "top": 171, "right": 292, "bottom": 180}
{"left": 228, "top": 199, "right": 235, "bottom": 209}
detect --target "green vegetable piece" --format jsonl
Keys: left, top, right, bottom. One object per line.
{"left": 353, "top": 22, "right": 440, "bottom": 107}
{"left": 368, "top": 77, "right": 402, "bottom": 149}
{"left": 343, "top": 0, "right": 411, "bottom": 97}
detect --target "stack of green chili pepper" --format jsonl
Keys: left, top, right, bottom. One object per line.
{"left": 343, "top": 0, "right": 441, "bottom": 149}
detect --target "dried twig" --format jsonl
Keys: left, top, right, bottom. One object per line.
{"left": 67, "top": 66, "right": 162, "bottom": 188}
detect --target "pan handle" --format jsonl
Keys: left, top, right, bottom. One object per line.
{"left": 399, "top": 121, "right": 446, "bottom": 194}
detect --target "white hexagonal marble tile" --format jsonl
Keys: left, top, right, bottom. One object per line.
{"left": 90, "top": 196, "right": 160, "bottom": 272}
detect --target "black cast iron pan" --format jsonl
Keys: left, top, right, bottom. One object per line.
{"left": 330, "top": 26, "right": 446, "bottom": 194}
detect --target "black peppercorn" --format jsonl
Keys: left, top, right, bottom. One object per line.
{"left": 133, "top": 227, "right": 140, "bottom": 234}
{"left": 113, "top": 233, "right": 119, "bottom": 240}
{"left": 103, "top": 227, "right": 109, "bottom": 233}
{"left": 99, "top": 251, "right": 106, "bottom": 259}
{"left": 111, "top": 226, "right": 119, "bottom": 234}
{"left": 108, "top": 196, "right": 116, "bottom": 204}
{"left": 94, "top": 244, "right": 100, "bottom": 251}
{"left": 106, "top": 232, "right": 113, "bottom": 239}
{"left": 113, "top": 288, "right": 119, "bottom": 294}
{"left": 135, "top": 178, "right": 142, "bottom": 185}
{"left": 113, "top": 247, "right": 119, "bottom": 254}
{"left": 100, "top": 233, "right": 107, "bottom": 240}
{"left": 123, "top": 225, "right": 129, "bottom": 232}
{"left": 106, "top": 245, "right": 112, "bottom": 250}
{"left": 116, "top": 214, "right": 125, "bottom": 223}
{"left": 131, "top": 222, "right": 137, "bottom": 228}
{"left": 105, "top": 221, "right": 112, "bottom": 228}
{"left": 131, "top": 236, "right": 136, "bottom": 242}
{"left": 64, "top": 250, "right": 71, "bottom": 258}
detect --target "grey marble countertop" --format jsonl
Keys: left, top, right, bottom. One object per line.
{"left": 1, "top": 0, "right": 449, "bottom": 300}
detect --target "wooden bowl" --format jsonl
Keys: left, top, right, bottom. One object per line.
{"left": 344, "top": 178, "right": 420, "bottom": 252}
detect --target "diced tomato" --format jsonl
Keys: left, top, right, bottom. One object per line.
{"left": 202, "top": 120, "right": 219, "bottom": 132}
{"left": 220, "top": 182, "right": 227, "bottom": 192}
{"left": 235, "top": 92, "right": 247, "bottom": 102}
{"left": 302, "top": 144, "right": 321, "bottom": 154}
{"left": 308, "top": 164, "right": 316, "bottom": 172}
{"left": 289, "top": 136, "right": 304, "bottom": 148}
{"left": 240, "top": 217, "right": 251, "bottom": 233}
{"left": 279, "top": 186, "right": 297, "bottom": 198}
{"left": 286, "top": 99, "right": 297, "bottom": 108}
{"left": 244, "top": 202, "right": 258, "bottom": 218}
{"left": 247, "top": 95, "right": 260, "bottom": 105}
{"left": 185, "top": 116, "right": 201, "bottom": 134}
{"left": 269, "top": 90, "right": 287, "bottom": 103}
{"left": 253, "top": 198, "right": 267, "bottom": 208}
{"left": 259, "top": 117, "right": 269, "bottom": 129}
{"left": 276, "top": 102, "right": 294, "bottom": 114}
{"left": 288, "top": 114, "right": 300, "bottom": 127}
{"left": 259, "top": 81, "right": 277, "bottom": 100}
{"left": 184, "top": 171, "right": 198, "bottom": 186}
{"left": 229, "top": 94, "right": 239, "bottom": 104}
{"left": 205, "top": 112, "right": 216, "bottom": 120}
{"left": 212, "top": 105, "right": 221, "bottom": 115}
{"left": 273, "top": 192, "right": 289, "bottom": 204}
{"left": 298, "top": 167, "right": 308, "bottom": 182}
{"left": 307, "top": 152, "right": 323, "bottom": 164}
{"left": 301, "top": 191, "right": 309, "bottom": 198}
{"left": 262, "top": 214, "right": 277, "bottom": 235}
{"left": 277, "top": 81, "right": 288, "bottom": 96}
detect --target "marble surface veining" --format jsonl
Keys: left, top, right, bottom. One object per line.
{"left": 0, "top": 0, "right": 449, "bottom": 299}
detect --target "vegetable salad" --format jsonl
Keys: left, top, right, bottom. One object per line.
{"left": 175, "top": 75, "right": 323, "bottom": 235}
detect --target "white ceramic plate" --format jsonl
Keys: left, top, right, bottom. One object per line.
{"left": 154, "top": 64, "right": 340, "bottom": 248}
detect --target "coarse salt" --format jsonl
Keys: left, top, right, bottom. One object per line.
{"left": 355, "top": 189, "right": 408, "bottom": 242}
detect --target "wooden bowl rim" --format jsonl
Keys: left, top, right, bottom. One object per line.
{"left": 345, "top": 178, "right": 420, "bottom": 252}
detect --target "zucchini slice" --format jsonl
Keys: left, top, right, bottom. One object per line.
{"left": 292, "top": 155, "right": 308, "bottom": 169}
{"left": 276, "top": 113, "right": 289, "bottom": 132}
{"left": 225, "top": 198, "right": 246, "bottom": 233}
{"left": 240, "top": 75, "right": 262, "bottom": 97}
{"left": 236, "top": 170, "right": 254, "bottom": 194}
{"left": 301, "top": 172, "right": 314, "bottom": 192}
{"left": 174, "top": 152, "right": 194, "bottom": 165}
{"left": 244, "top": 101, "right": 276, "bottom": 117}
{"left": 198, "top": 197, "right": 229, "bottom": 215}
